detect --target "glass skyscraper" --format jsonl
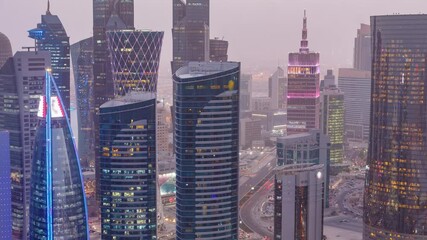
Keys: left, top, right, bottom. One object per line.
{"left": 364, "top": 14, "right": 427, "bottom": 240}
{"left": 99, "top": 93, "right": 157, "bottom": 239}
{"left": 287, "top": 11, "right": 320, "bottom": 135}
{"left": 172, "top": 0, "right": 210, "bottom": 73}
{"left": 71, "top": 37, "right": 95, "bottom": 168}
{"left": 29, "top": 71, "right": 88, "bottom": 240}
{"left": 28, "top": 7, "right": 70, "bottom": 116}
{"left": 174, "top": 62, "right": 240, "bottom": 240}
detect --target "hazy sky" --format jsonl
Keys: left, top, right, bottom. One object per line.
{"left": 1, "top": 0, "right": 427, "bottom": 78}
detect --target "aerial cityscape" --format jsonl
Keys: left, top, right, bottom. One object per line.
{"left": 1, "top": 0, "right": 427, "bottom": 239}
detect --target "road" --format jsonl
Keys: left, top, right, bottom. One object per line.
{"left": 239, "top": 150, "right": 276, "bottom": 237}
{"left": 239, "top": 151, "right": 275, "bottom": 200}
{"left": 240, "top": 182, "right": 274, "bottom": 239}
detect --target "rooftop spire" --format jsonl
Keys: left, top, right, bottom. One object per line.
{"left": 46, "top": 0, "right": 51, "bottom": 15}
{"left": 300, "top": 10, "right": 309, "bottom": 53}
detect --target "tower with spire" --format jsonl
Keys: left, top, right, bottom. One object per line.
{"left": 28, "top": 3, "right": 70, "bottom": 116}
{"left": 286, "top": 10, "right": 321, "bottom": 135}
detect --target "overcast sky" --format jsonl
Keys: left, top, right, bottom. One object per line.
{"left": 1, "top": 0, "right": 427, "bottom": 77}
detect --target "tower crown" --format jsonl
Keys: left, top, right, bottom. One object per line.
{"left": 300, "top": 10, "right": 309, "bottom": 53}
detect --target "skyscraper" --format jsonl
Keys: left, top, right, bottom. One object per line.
{"left": 93, "top": 0, "right": 134, "bottom": 201}
{"left": 106, "top": 30, "right": 164, "bottom": 96}
{"left": 99, "top": 93, "right": 157, "bottom": 239}
{"left": 321, "top": 86, "right": 344, "bottom": 165}
{"left": 0, "top": 32, "right": 12, "bottom": 69}
{"left": 364, "top": 14, "right": 427, "bottom": 240}
{"left": 101, "top": 27, "right": 163, "bottom": 239}
{"left": 172, "top": 0, "right": 210, "bottom": 73}
{"left": 93, "top": 0, "right": 134, "bottom": 108}
{"left": 29, "top": 71, "right": 88, "bottom": 239}
{"left": 353, "top": 23, "right": 371, "bottom": 71}
{"left": 174, "top": 62, "right": 240, "bottom": 240}
{"left": 287, "top": 11, "right": 320, "bottom": 135}
{"left": 274, "top": 164, "right": 324, "bottom": 240}
{"left": 0, "top": 131, "right": 11, "bottom": 240}
{"left": 269, "top": 66, "right": 285, "bottom": 110}
{"left": 28, "top": 5, "right": 70, "bottom": 116}
{"left": 0, "top": 50, "right": 50, "bottom": 240}
{"left": 210, "top": 38, "right": 228, "bottom": 62}
{"left": 71, "top": 37, "right": 95, "bottom": 168}
{"left": 338, "top": 68, "right": 371, "bottom": 142}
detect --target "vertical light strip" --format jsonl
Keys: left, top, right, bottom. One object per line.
{"left": 50, "top": 75, "right": 90, "bottom": 239}
{"left": 46, "top": 70, "right": 53, "bottom": 240}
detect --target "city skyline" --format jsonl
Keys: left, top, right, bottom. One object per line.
{"left": 1, "top": 0, "right": 426, "bottom": 77}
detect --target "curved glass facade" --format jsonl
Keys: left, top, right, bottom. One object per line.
{"left": 364, "top": 15, "right": 427, "bottom": 239}
{"left": 174, "top": 62, "right": 240, "bottom": 240}
{"left": 99, "top": 94, "right": 157, "bottom": 239}
{"left": 29, "top": 73, "right": 88, "bottom": 240}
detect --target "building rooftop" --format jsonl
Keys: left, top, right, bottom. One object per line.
{"left": 176, "top": 61, "right": 239, "bottom": 79}
{"left": 100, "top": 92, "right": 155, "bottom": 109}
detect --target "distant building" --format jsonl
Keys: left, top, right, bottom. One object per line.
{"left": 364, "top": 14, "right": 427, "bottom": 240}
{"left": 240, "top": 73, "right": 252, "bottom": 112}
{"left": 240, "top": 118, "right": 262, "bottom": 149}
{"left": 29, "top": 72, "right": 88, "bottom": 239}
{"left": 172, "top": 0, "right": 210, "bottom": 73}
{"left": 287, "top": 12, "right": 320, "bottom": 134}
{"left": 276, "top": 129, "right": 330, "bottom": 207}
{"left": 157, "top": 102, "right": 170, "bottom": 156}
{"left": 353, "top": 23, "right": 371, "bottom": 71}
{"left": 0, "top": 50, "right": 50, "bottom": 240}
{"left": 71, "top": 37, "right": 95, "bottom": 168}
{"left": 321, "top": 69, "right": 335, "bottom": 91}
{"left": 274, "top": 164, "right": 324, "bottom": 240}
{"left": 321, "top": 86, "right": 344, "bottom": 165}
{"left": 252, "top": 97, "right": 271, "bottom": 111}
{"left": 174, "top": 62, "right": 240, "bottom": 240}
{"left": 0, "top": 131, "right": 11, "bottom": 240}
{"left": 268, "top": 111, "right": 287, "bottom": 136}
{"left": 29, "top": 7, "right": 70, "bottom": 116}
{"left": 210, "top": 38, "right": 228, "bottom": 62}
{"left": 269, "top": 67, "right": 286, "bottom": 110}
{"left": 99, "top": 93, "right": 157, "bottom": 239}
{"left": 338, "top": 68, "right": 371, "bottom": 142}
{"left": 0, "top": 32, "right": 12, "bottom": 69}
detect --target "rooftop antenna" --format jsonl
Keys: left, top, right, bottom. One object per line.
{"left": 47, "top": 0, "right": 51, "bottom": 15}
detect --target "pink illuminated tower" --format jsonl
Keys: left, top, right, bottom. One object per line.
{"left": 287, "top": 11, "right": 320, "bottom": 135}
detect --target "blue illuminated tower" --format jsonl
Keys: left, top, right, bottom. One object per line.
{"left": 29, "top": 70, "right": 89, "bottom": 240}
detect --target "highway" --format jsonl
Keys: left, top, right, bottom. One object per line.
{"left": 239, "top": 150, "right": 276, "bottom": 237}
{"left": 240, "top": 179, "right": 274, "bottom": 239}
